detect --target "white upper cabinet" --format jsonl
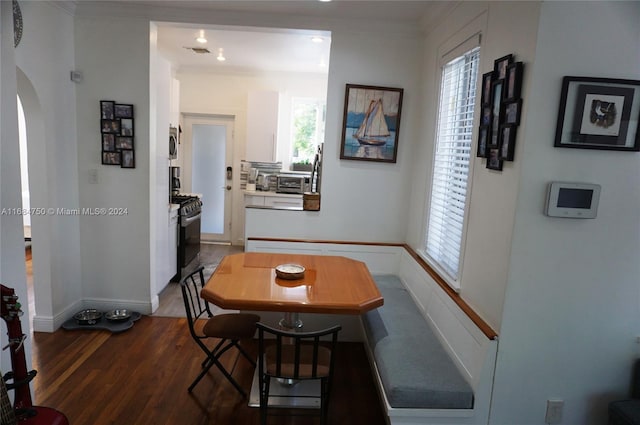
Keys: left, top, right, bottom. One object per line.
{"left": 169, "top": 77, "right": 180, "bottom": 128}
{"left": 246, "top": 90, "right": 279, "bottom": 162}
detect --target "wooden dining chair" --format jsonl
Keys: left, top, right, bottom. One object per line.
{"left": 180, "top": 267, "right": 260, "bottom": 396}
{"left": 256, "top": 322, "right": 341, "bottom": 425}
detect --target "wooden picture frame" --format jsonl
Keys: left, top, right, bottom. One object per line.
{"left": 554, "top": 76, "right": 640, "bottom": 151}
{"left": 340, "top": 84, "right": 404, "bottom": 163}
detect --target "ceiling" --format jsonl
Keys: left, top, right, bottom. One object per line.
{"left": 156, "top": 24, "right": 332, "bottom": 74}
{"left": 150, "top": 1, "right": 438, "bottom": 74}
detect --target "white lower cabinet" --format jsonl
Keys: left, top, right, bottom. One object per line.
{"left": 168, "top": 208, "right": 178, "bottom": 279}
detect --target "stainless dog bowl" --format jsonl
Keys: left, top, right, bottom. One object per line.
{"left": 105, "top": 309, "right": 131, "bottom": 322}
{"left": 74, "top": 309, "right": 102, "bottom": 325}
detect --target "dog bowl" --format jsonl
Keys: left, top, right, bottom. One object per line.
{"left": 105, "top": 309, "right": 132, "bottom": 322}
{"left": 74, "top": 309, "right": 102, "bottom": 325}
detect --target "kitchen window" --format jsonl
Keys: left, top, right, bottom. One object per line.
{"left": 290, "top": 97, "right": 326, "bottom": 165}
{"left": 424, "top": 42, "right": 480, "bottom": 290}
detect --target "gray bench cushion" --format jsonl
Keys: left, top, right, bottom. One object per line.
{"left": 363, "top": 275, "right": 474, "bottom": 409}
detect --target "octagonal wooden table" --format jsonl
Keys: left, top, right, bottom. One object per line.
{"left": 200, "top": 252, "right": 384, "bottom": 408}
{"left": 201, "top": 252, "right": 384, "bottom": 319}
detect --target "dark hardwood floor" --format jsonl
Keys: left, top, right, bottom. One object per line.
{"left": 30, "top": 316, "right": 387, "bottom": 425}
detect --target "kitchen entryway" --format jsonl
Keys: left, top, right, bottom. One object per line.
{"left": 153, "top": 243, "right": 243, "bottom": 317}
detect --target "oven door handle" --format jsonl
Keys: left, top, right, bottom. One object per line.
{"left": 181, "top": 212, "right": 201, "bottom": 227}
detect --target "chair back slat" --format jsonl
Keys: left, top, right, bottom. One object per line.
{"left": 256, "top": 323, "right": 342, "bottom": 380}
{"left": 180, "top": 267, "right": 211, "bottom": 335}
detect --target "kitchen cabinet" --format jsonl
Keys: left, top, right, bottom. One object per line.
{"left": 169, "top": 78, "right": 180, "bottom": 128}
{"left": 168, "top": 206, "right": 178, "bottom": 279}
{"left": 245, "top": 91, "right": 279, "bottom": 162}
{"left": 244, "top": 191, "right": 303, "bottom": 209}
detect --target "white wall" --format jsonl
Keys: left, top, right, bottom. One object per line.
{"left": 12, "top": 2, "right": 81, "bottom": 332}
{"left": 491, "top": 2, "right": 640, "bottom": 424}
{"left": 74, "top": 13, "right": 153, "bottom": 311}
{"left": 244, "top": 26, "right": 422, "bottom": 243}
{"left": 406, "top": 1, "right": 541, "bottom": 331}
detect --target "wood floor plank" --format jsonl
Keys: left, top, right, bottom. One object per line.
{"left": 30, "top": 316, "right": 386, "bottom": 425}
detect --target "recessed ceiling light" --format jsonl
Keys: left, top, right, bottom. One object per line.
{"left": 318, "top": 0, "right": 332, "bottom": 2}
{"left": 311, "top": 36, "right": 323, "bottom": 43}
{"left": 196, "top": 30, "right": 207, "bottom": 44}
{"left": 217, "top": 48, "right": 226, "bottom": 62}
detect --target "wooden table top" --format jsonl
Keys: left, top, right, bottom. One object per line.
{"left": 201, "top": 252, "right": 384, "bottom": 315}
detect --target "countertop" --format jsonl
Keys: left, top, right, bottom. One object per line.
{"left": 243, "top": 190, "right": 302, "bottom": 198}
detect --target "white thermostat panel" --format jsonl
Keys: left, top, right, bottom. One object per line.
{"left": 545, "top": 182, "right": 601, "bottom": 219}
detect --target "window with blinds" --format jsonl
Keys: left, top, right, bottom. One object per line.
{"left": 424, "top": 46, "right": 480, "bottom": 286}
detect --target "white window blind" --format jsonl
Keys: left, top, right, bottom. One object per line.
{"left": 425, "top": 47, "right": 480, "bottom": 283}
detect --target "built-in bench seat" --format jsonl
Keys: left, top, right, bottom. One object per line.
{"left": 245, "top": 238, "right": 498, "bottom": 425}
{"left": 363, "top": 275, "right": 474, "bottom": 409}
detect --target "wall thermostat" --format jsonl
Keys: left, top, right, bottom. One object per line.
{"left": 545, "top": 182, "right": 601, "bottom": 219}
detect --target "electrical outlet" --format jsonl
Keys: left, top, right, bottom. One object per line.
{"left": 545, "top": 399, "right": 563, "bottom": 424}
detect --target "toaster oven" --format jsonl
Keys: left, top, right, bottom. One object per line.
{"left": 276, "top": 175, "right": 310, "bottom": 194}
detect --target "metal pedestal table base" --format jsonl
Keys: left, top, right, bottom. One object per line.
{"left": 248, "top": 367, "right": 321, "bottom": 409}
{"left": 248, "top": 311, "right": 320, "bottom": 408}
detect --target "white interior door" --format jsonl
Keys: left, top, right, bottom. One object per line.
{"left": 183, "top": 115, "right": 234, "bottom": 243}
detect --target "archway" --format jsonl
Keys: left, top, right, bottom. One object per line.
{"left": 16, "top": 67, "right": 54, "bottom": 329}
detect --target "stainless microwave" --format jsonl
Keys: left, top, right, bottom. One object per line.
{"left": 276, "top": 175, "right": 310, "bottom": 194}
{"left": 169, "top": 126, "right": 178, "bottom": 160}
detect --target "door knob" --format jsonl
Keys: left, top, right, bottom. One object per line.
{"left": 226, "top": 185, "right": 232, "bottom": 191}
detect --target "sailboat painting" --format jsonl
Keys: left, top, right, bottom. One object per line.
{"left": 340, "top": 84, "right": 404, "bottom": 163}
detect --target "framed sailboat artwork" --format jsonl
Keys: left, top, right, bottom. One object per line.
{"left": 340, "top": 84, "right": 404, "bottom": 163}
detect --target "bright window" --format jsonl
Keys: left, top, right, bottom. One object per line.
{"left": 424, "top": 46, "right": 480, "bottom": 287}
{"left": 291, "top": 98, "right": 326, "bottom": 165}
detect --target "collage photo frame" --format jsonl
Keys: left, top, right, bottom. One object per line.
{"left": 477, "top": 54, "right": 525, "bottom": 171}
{"left": 101, "top": 100, "right": 135, "bottom": 168}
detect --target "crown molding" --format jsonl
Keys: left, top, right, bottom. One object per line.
{"left": 74, "top": 1, "right": 425, "bottom": 38}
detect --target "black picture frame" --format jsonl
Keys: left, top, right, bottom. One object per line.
{"left": 499, "top": 124, "right": 517, "bottom": 161}
{"left": 489, "top": 79, "right": 504, "bottom": 147}
{"left": 505, "top": 62, "right": 523, "bottom": 101}
{"left": 494, "top": 54, "right": 513, "bottom": 80}
{"left": 481, "top": 105, "right": 492, "bottom": 126}
{"left": 115, "top": 136, "right": 134, "bottom": 150}
{"left": 121, "top": 149, "right": 135, "bottom": 169}
{"left": 504, "top": 99, "right": 522, "bottom": 125}
{"left": 481, "top": 72, "right": 494, "bottom": 106}
{"left": 102, "top": 133, "right": 116, "bottom": 152}
{"left": 101, "top": 119, "right": 120, "bottom": 134}
{"left": 102, "top": 151, "right": 121, "bottom": 166}
{"left": 340, "top": 84, "right": 404, "bottom": 163}
{"left": 120, "top": 118, "right": 134, "bottom": 137}
{"left": 554, "top": 76, "right": 640, "bottom": 151}
{"left": 486, "top": 148, "right": 503, "bottom": 171}
{"left": 477, "top": 125, "right": 489, "bottom": 158}
{"left": 100, "top": 100, "right": 115, "bottom": 120}
{"left": 114, "top": 103, "right": 134, "bottom": 119}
